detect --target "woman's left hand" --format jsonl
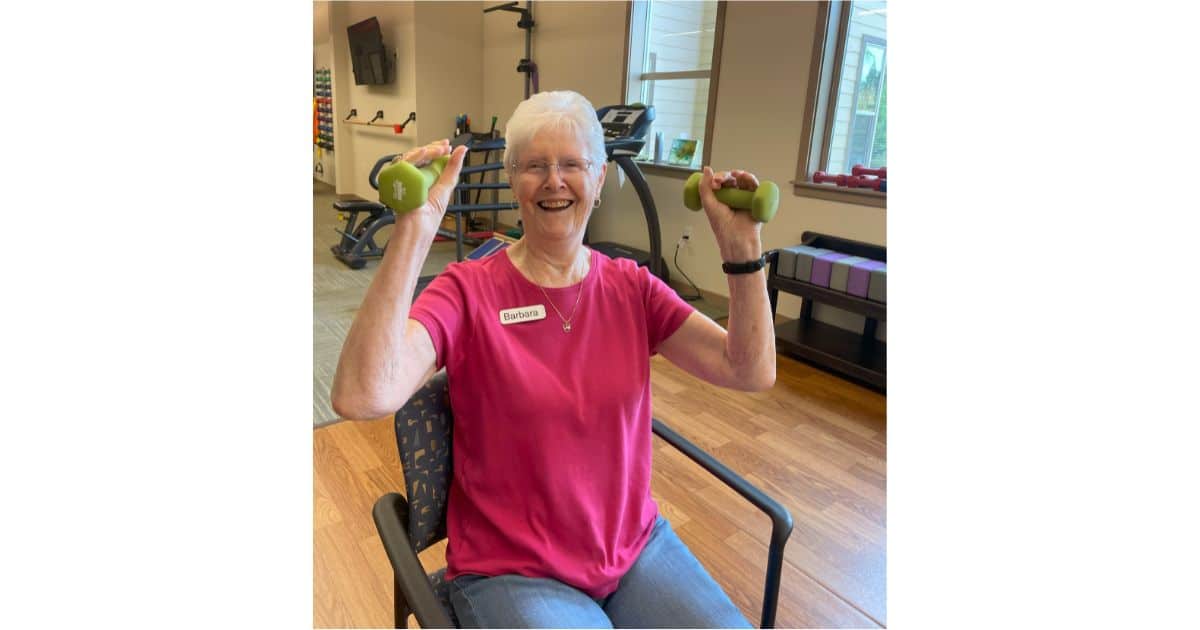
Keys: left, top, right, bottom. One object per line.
{"left": 697, "top": 167, "right": 764, "bottom": 262}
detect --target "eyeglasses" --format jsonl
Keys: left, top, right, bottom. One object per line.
{"left": 512, "top": 158, "right": 593, "bottom": 180}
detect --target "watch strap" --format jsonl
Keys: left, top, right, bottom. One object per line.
{"left": 722, "top": 254, "right": 767, "bottom": 275}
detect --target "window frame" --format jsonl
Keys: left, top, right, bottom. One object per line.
{"left": 794, "top": 1, "right": 887, "bottom": 208}
{"left": 622, "top": 0, "right": 727, "bottom": 180}
{"left": 844, "top": 34, "right": 886, "bottom": 170}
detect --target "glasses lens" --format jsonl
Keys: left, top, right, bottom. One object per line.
{"left": 522, "top": 160, "right": 548, "bottom": 177}
{"left": 518, "top": 159, "right": 590, "bottom": 178}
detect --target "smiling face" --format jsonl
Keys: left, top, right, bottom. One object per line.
{"left": 511, "top": 125, "right": 607, "bottom": 247}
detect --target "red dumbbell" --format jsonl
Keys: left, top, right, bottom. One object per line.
{"left": 813, "top": 171, "right": 854, "bottom": 186}
{"left": 813, "top": 171, "right": 884, "bottom": 191}
{"left": 851, "top": 164, "right": 886, "bottom": 179}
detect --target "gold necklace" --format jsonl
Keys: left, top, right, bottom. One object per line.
{"left": 538, "top": 282, "right": 583, "bottom": 332}
{"left": 516, "top": 245, "right": 588, "bottom": 333}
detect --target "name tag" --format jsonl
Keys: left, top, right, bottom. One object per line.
{"left": 499, "top": 304, "right": 547, "bottom": 325}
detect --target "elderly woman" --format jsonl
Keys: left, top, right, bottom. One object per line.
{"left": 332, "top": 90, "right": 775, "bottom": 628}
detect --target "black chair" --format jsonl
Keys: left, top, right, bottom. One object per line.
{"left": 372, "top": 371, "right": 794, "bottom": 628}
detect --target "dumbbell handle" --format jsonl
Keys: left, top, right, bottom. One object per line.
{"left": 683, "top": 173, "right": 762, "bottom": 210}
{"left": 709, "top": 187, "right": 756, "bottom": 209}
{"left": 812, "top": 171, "right": 852, "bottom": 186}
{"left": 851, "top": 164, "right": 886, "bottom": 178}
{"left": 683, "top": 172, "right": 779, "bottom": 222}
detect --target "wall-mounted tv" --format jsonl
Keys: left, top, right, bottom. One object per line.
{"left": 347, "top": 17, "right": 391, "bottom": 85}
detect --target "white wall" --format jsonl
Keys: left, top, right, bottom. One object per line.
{"left": 414, "top": 2, "right": 485, "bottom": 147}
{"left": 329, "top": 1, "right": 418, "bottom": 199}
{"left": 324, "top": 2, "right": 483, "bottom": 201}
{"left": 480, "top": 0, "right": 629, "bottom": 230}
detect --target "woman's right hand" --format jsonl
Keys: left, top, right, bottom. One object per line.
{"left": 393, "top": 140, "right": 469, "bottom": 238}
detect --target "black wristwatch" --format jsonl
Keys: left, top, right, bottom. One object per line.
{"left": 722, "top": 254, "right": 767, "bottom": 275}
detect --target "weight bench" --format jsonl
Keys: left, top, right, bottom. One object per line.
{"left": 330, "top": 154, "right": 401, "bottom": 269}
{"left": 330, "top": 136, "right": 513, "bottom": 271}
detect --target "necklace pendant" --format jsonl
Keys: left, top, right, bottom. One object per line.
{"left": 562, "top": 322, "right": 572, "bottom": 332}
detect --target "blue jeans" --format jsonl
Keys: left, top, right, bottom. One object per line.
{"left": 448, "top": 515, "right": 753, "bottom": 628}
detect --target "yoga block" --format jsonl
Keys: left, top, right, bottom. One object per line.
{"left": 830, "top": 256, "right": 870, "bottom": 293}
{"left": 793, "top": 246, "right": 825, "bottom": 282}
{"left": 809, "top": 250, "right": 853, "bottom": 287}
{"left": 868, "top": 267, "right": 887, "bottom": 303}
{"left": 777, "top": 246, "right": 800, "bottom": 278}
{"left": 848, "top": 260, "right": 886, "bottom": 298}
{"left": 777, "top": 245, "right": 824, "bottom": 280}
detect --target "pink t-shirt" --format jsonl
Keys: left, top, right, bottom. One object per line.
{"left": 409, "top": 247, "right": 695, "bottom": 598}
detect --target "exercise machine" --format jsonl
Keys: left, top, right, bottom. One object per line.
{"left": 586, "top": 104, "right": 669, "bottom": 284}
{"left": 329, "top": 153, "right": 403, "bottom": 269}
{"left": 328, "top": 137, "right": 514, "bottom": 272}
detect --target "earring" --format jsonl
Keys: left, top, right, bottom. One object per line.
{"left": 593, "top": 197, "right": 602, "bottom": 208}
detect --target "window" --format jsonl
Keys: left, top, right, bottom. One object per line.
{"left": 624, "top": 0, "right": 725, "bottom": 171}
{"left": 796, "top": 1, "right": 887, "bottom": 206}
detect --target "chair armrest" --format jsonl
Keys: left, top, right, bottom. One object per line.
{"left": 652, "top": 418, "right": 794, "bottom": 629}
{"left": 372, "top": 493, "right": 455, "bottom": 629}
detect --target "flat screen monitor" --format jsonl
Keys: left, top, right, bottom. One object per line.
{"left": 347, "top": 17, "right": 390, "bottom": 85}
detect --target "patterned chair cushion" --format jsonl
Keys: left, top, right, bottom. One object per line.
{"left": 393, "top": 370, "right": 454, "bottom": 553}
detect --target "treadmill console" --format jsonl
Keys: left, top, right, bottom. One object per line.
{"left": 597, "top": 105, "right": 655, "bottom": 141}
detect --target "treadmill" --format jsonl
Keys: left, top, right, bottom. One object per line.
{"left": 587, "top": 104, "right": 669, "bottom": 284}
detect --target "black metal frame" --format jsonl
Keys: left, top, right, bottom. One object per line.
{"left": 373, "top": 417, "right": 793, "bottom": 629}
{"left": 373, "top": 494, "right": 456, "bottom": 629}
{"left": 611, "top": 149, "right": 666, "bottom": 282}
{"left": 483, "top": 2, "right": 536, "bottom": 99}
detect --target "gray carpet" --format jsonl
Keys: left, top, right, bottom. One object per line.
{"left": 313, "top": 180, "right": 467, "bottom": 427}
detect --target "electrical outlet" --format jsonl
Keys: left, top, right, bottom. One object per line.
{"left": 677, "top": 225, "right": 693, "bottom": 249}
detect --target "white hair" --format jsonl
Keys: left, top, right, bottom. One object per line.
{"left": 503, "top": 91, "right": 606, "bottom": 176}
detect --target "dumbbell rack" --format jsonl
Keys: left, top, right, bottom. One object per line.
{"left": 768, "top": 231, "right": 886, "bottom": 391}
{"left": 314, "top": 68, "right": 333, "bottom": 152}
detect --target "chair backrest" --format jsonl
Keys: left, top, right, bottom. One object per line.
{"left": 392, "top": 370, "right": 455, "bottom": 553}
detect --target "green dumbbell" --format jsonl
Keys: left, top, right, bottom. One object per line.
{"left": 682, "top": 172, "right": 780, "bottom": 223}
{"left": 377, "top": 155, "right": 451, "bottom": 213}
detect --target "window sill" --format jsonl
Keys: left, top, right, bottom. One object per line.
{"left": 792, "top": 181, "right": 886, "bottom": 208}
{"left": 633, "top": 160, "right": 699, "bottom": 180}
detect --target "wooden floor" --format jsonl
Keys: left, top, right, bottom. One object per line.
{"left": 314, "top": 351, "right": 886, "bottom": 628}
